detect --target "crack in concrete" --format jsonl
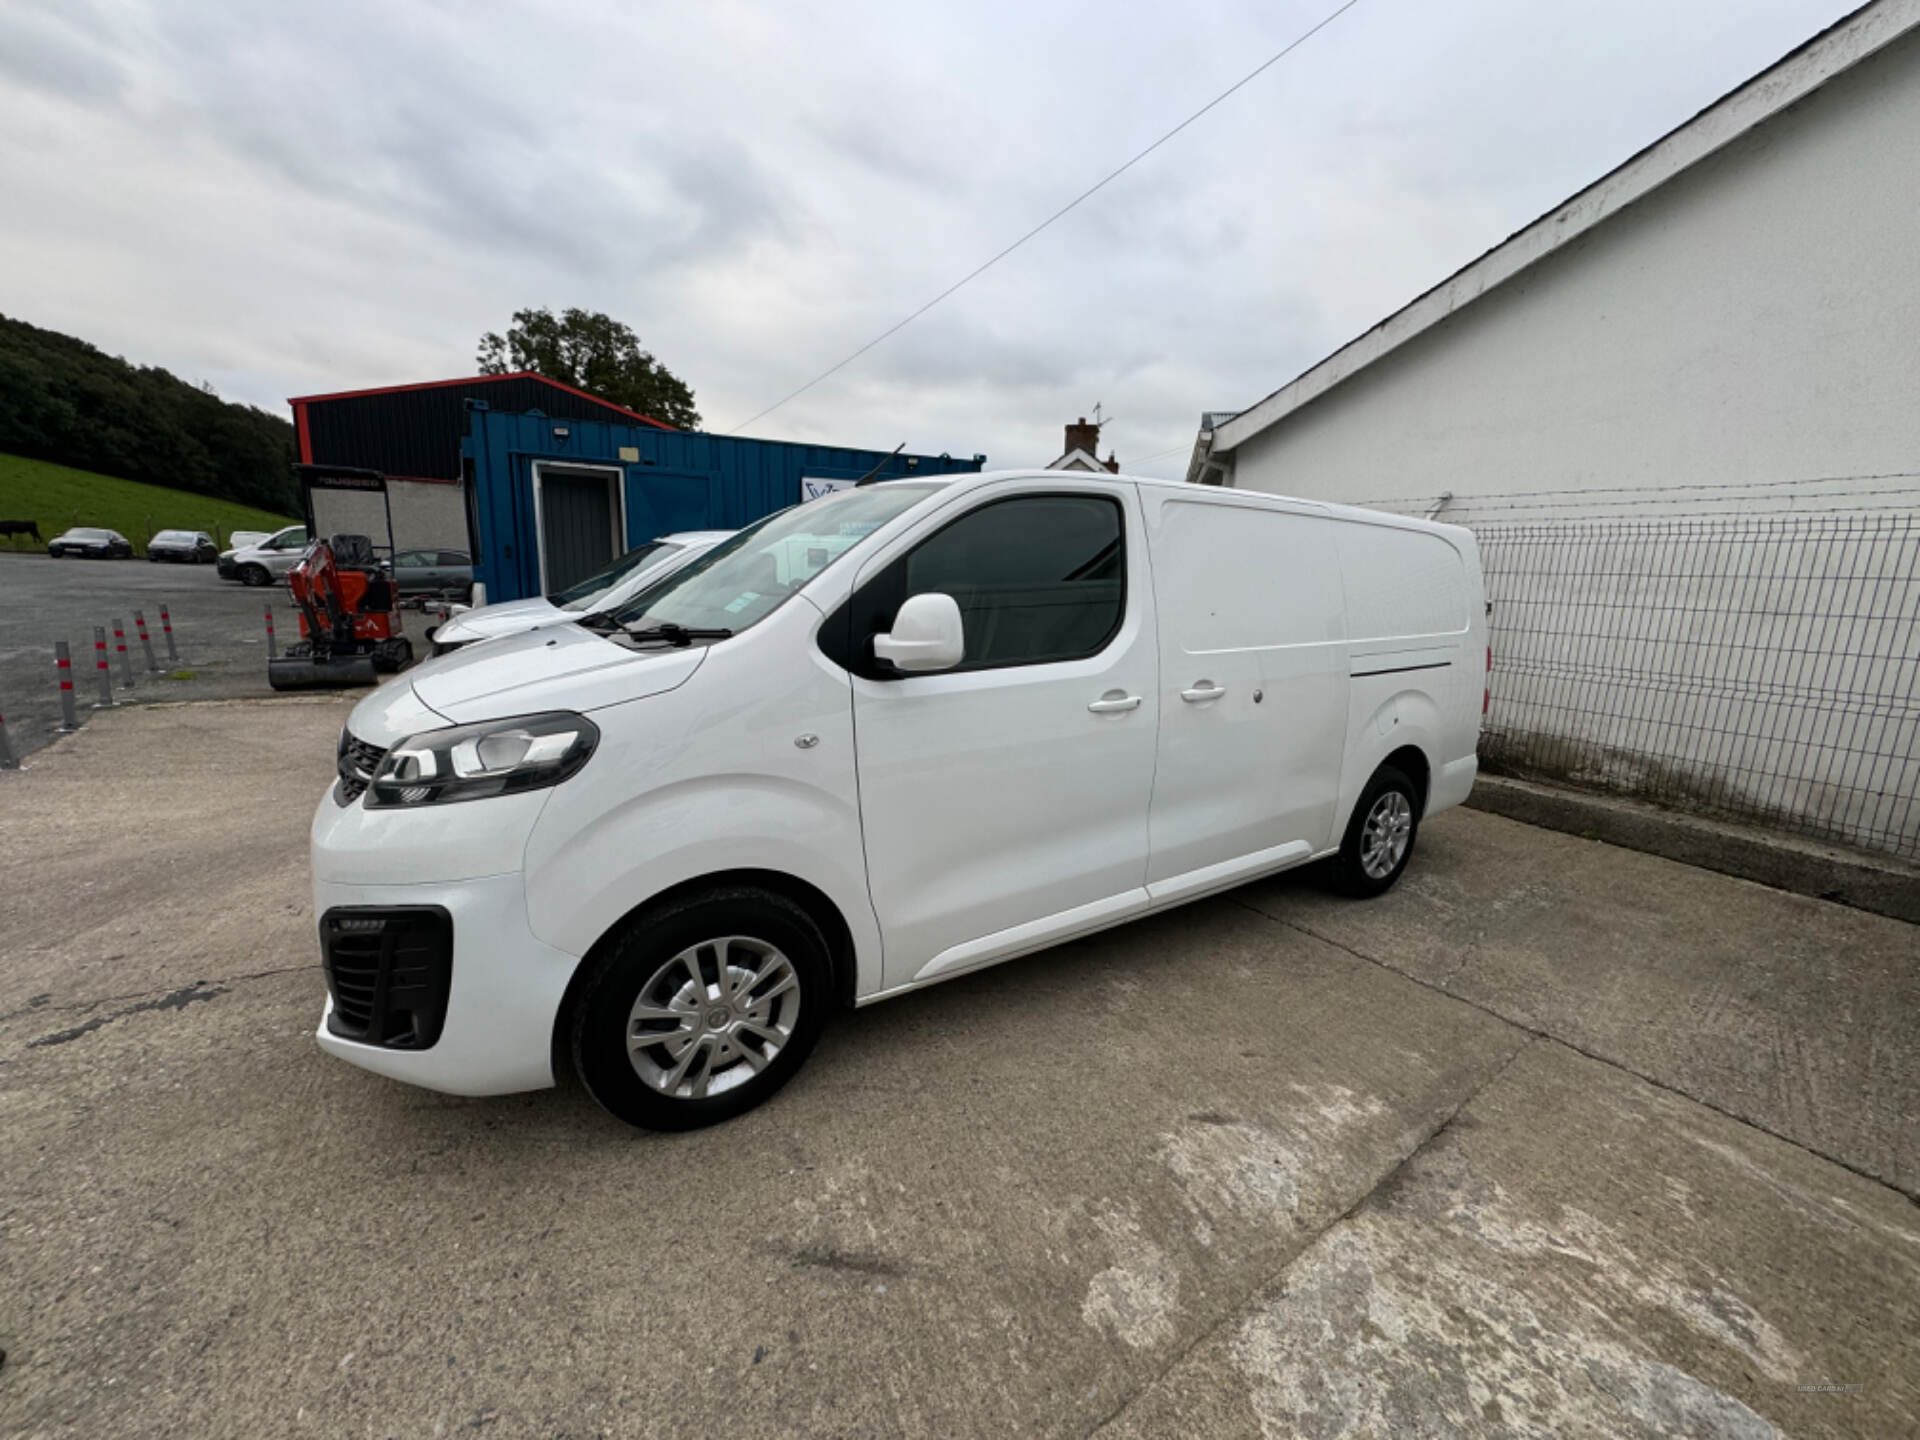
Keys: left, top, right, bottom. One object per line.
{"left": 1232, "top": 895, "right": 1920, "bottom": 1206}
{"left": 27, "top": 981, "right": 228, "bottom": 1048}
{"left": 6, "top": 964, "right": 318, "bottom": 1025}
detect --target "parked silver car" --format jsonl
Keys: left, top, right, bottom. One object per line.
{"left": 147, "top": 529, "right": 219, "bottom": 563}
{"left": 217, "top": 525, "right": 309, "bottom": 585}
{"left": 427, "top": 531, "right": 730, "bottom": 655}
{"left": 48, "top": 527, "right": 133, "bottom": 559}
{"left": 390, "top": 547, "right": 473, "bottom": 598}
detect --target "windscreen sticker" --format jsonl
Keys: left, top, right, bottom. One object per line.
{"left": 723, "top": 592, "right": 761, "bottom": 614}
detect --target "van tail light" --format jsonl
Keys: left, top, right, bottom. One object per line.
{"left": 1483, "top": 643, "right": 1492, "bottom": 716}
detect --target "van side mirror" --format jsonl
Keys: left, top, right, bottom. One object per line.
{"left": 872, "top": 591, "right": 965, "bottom": 673}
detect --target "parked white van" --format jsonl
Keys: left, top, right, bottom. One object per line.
{"left": 311, "top": 470, "right": 1486, "bottom": 1128}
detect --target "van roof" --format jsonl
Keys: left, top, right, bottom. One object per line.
{"left": 932, "top": 469, "right": 1474, "bottom": 540}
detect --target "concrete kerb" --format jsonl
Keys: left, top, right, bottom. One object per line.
{"left": 1465, "top": 773, "right": 1920, "bottom": 925}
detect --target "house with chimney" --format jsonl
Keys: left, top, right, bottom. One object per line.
{"left": 1047, "top": 417, "right": 1118, "bottom": 473}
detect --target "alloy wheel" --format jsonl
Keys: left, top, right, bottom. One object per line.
{"left": 1360, "top": 790, "right": 1413, "bottom": 879}
{"left": 626, "top": 936, "right": 802, "bottom": 1100}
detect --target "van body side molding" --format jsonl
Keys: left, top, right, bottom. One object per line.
{"left": 1350, "top": 660, "right": 1451, "bottom": 679}
{"left": 1145, "top": 839, "right": 1313, "bottom": 906}
{"left": 912, "top": 889, "right": 1151, "bottom": 984}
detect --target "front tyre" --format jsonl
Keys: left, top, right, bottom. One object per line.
{"left": 571, "top": 887, "right": 830, "bottom": 1130}
{"left": 240, "top": 563, "right": 271, "bottom": 587}
{"left": 1330, "top": 765, "right": 1421, "bottom": 898}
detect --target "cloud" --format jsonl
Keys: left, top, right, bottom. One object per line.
{"left": 0, "top": 0, "right": 1862, "bottom": 477}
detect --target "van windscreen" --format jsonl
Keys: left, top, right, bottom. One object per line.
{"left": 608, "top": 484, "right": 939, "bottom": 637}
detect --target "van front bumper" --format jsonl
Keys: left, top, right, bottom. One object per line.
{"left": 313, "top": 872, "right": 581, "bottom": 1096}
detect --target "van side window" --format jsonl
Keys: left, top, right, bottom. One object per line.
{"left": 826, "top": 494, "right": 1124, "bottom": 677}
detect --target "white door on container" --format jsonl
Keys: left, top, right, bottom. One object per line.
{"left": 848, "top": 485, "right": 1159, "bottom": 987}
{"left": 1142, "top": 493, "right": 1348, "bottom": 892}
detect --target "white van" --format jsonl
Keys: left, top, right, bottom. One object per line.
{"left": 311, "top": 470, "right": 1486, "bottom": 1129}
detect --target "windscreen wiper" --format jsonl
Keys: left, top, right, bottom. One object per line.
{"left": 622, "top": 622, "right": 734, "bottom": 646}
{"left": 574, "top": 611, "right": 624, "bottom": 632}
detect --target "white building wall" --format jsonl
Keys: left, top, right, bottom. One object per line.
{"left": 1216, "top": 26, "right": 1920, "bottom": 859}
{"left": 311, "top": 479, "right": 470, "bottom": 555}
{"left": 1224, "top": 24, "right": 1920, "bottom": 512}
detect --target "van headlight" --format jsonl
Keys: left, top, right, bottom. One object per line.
{"left": 366, "top": 712, "right": 599, "bottom": 808}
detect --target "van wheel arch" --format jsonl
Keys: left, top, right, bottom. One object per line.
{"left": 1380, "top": 744, "right": 1430, "bottom": 816}
{"left": 550, "top": 869, "right": 859, "bottom": 1084}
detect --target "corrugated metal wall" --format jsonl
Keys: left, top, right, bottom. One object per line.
{"left": 463, "top": 406, "right": 987, "bottom": 602}
{"left": 300, "top": 377, "right": 667, "bottom": 483}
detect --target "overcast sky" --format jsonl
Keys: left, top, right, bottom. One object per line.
{"left": 0, "top": 0, "right": 1861, "bottom": 478}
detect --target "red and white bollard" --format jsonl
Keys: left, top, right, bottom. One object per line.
{"left": 112, "top": 619, "right": 135, "bottom": 690}
{"left": 92, "top": 626, "right": 116, "bottom": 708}
{"left": 135, "top": 611, "right": 162, "bottom": 673}
{"left": 158, "top": 604, "right": 181, "bottom": 664}
{"left": 264, "top": 604, "right": 278, "bottom": 658}
{"left": 54, "top": 641, "right": 79, "bottom": 732}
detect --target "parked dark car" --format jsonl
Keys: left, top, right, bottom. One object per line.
{"left": 390, "top": 548, "right": 473, "bottom": 597}
{"left": 147, "top": 529, "right": 219, "bottom": 563}
{"left": 47, "top": 527, "right": 133, "bottom": 559}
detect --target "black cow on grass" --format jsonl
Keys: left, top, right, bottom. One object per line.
{"left": 0, "top": 520, "right": 41, "bottom": 547}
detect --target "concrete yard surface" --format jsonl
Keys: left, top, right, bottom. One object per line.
{"left": 1, "top": 699, "right": 1915, "bottom": 1438}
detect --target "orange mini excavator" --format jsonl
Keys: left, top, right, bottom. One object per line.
{"left": 268, "top": 465, "right": 415, "bottom": 690}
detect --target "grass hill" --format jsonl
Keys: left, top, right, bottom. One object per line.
{"left": 1, "top": 313, "right": 299, "bottom": 514}
{"left": 0, "top": 453, "right": 298, "bottom": 555}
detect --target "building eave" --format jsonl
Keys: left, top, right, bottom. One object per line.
{"left": 1212, "top": 0, "right": 1920, "bottom": 457}
{"left": 287, "top": 371, "right": 676, "bottom": 430}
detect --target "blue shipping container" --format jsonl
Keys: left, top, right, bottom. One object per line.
{"left": 461, "top": 404, "right": 986, "bottom": 602}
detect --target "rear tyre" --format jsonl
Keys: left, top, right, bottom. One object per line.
{"left": 1330, "top": 765, "right": 1421, "bottom": 899}
{"left": 240, "top": 563, "right": 271, "bottom": 587}
{"left": 571, "top": 887, "right": 830, "bottom": 1131}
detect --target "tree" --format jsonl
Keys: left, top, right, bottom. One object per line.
{"left": 477, "top": 307, "right": 700, "bottom": 429}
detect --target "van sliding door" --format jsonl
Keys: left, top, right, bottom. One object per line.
{"left": 1140, "top": 492, "right": 1349, "bottom": 893}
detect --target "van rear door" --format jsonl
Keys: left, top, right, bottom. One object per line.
{"left": 1139, "top": 490, "right": 1349, "bottom": 898}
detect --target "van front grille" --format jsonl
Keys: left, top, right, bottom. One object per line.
{"left": 335, "top": 729, "right": 387, "bottom": 805}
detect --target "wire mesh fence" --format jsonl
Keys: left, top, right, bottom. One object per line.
{"left": 1473, "top": 511, "right": 1920, "bottom": 860}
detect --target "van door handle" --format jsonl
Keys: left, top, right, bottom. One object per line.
{"left": 1181, "top": 682, "right": 1227, "bottom": 703}
{"left": 1087, "top": 692, "right": 1142, "bottom": 714}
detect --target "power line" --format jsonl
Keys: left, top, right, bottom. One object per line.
{"left": 726, "top": 0, "right": 1366, "bottom": 436}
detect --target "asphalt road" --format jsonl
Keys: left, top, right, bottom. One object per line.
{"left": 1, "top": 700, "right": 1915, "bottom": 1438}
{"left": 0, "top": 551, "right": 283, "bottom": 759}
{"left": 0, "top": 551, "right": 436, "bottom": 762}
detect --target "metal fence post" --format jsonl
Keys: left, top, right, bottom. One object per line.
{"left": 112, "top": 619, "right": 135, "bottom": 690}
{"left": 92, "top": 626, "right": 116, "bottom": 708}
{"left": 54, "top": 641, "right": 79, "bottom": 732}
{"left": 135, "top": 611, "right": 161, "bottom": 673}
{"left": 264, "top": 604, "right": 277, "bottom": 658}
{"left": 0, "top": 703, "right": 17, "bottom": 770}
{"left": 158, "top": 604, "right": 180, "bottom": 664}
